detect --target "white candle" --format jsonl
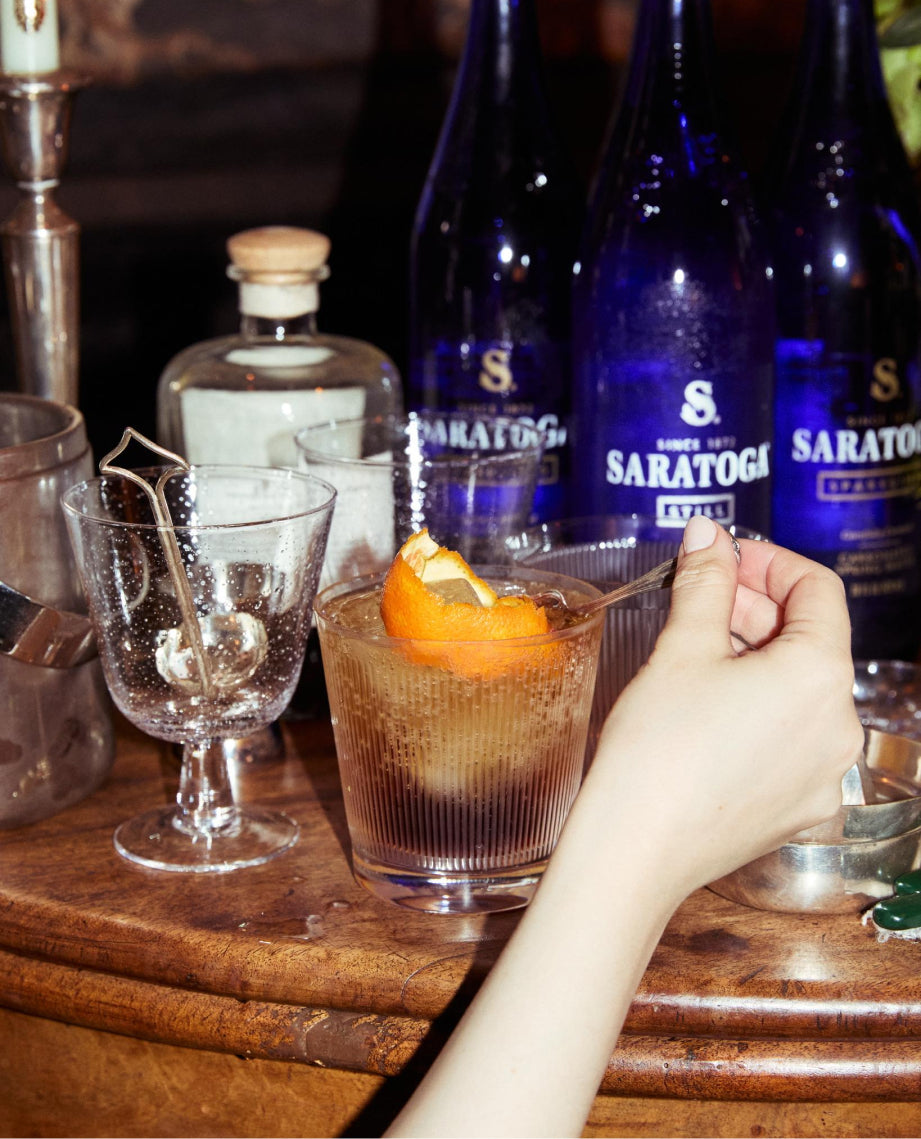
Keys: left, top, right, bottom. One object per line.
{"left": 1, "top": 0, "right": 59, "bottom": 74}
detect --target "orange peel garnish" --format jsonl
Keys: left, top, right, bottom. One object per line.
{"left": 380, "top": 530, "right": 551, "bottom": 678}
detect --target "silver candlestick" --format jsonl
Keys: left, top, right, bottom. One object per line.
{"left": 0, "top": 72, "right": 86, "bottom": 407}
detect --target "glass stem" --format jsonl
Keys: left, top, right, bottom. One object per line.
{"left": 175, "top": 738, "right": 238, "bottom": 835}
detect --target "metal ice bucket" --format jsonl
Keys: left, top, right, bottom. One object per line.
{"left": 0, "top": 393, "right": 113, "bottom": 826}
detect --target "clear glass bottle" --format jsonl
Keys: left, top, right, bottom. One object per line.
{"left": 571, "top": 0, "right": 774, "bottom": 535}
{"left": 157, "top": 226, "right": 402, "bottom": 468}
{"left": 764, "top": 0, "right": 921, "bottom": 662}
{"left": 408, "top": 0, "right": 584, "bottom": 522}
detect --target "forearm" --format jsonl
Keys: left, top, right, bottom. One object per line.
{"left": 386, "top": 764, "right": 684, "bottom": 1138}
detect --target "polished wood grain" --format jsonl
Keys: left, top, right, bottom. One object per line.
{"left": 2, "top": 714, "right": 921, "bottom": 1137}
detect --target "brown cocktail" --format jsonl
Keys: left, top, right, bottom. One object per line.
{"left": 316, "top": 559, "right": 603, "bottom": 913}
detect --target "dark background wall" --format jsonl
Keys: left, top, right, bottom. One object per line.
{"left": 0, "top": 0, "right": 806, "bottom": 458}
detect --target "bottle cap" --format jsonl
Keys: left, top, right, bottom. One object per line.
{"left": 227, "top": 227, "right": 331, "bottom": 281}
{"left": 227, "top": 227, "right": 330, "bottom": 317}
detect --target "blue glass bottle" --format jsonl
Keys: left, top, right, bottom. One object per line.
{"left": 571, "top": 0, "right": 773, "bottom": 535}
{"left": 766, "top": 0, "right": 921, "bottom": 661}
{"left": 408, "top": 0, "right": 583, "bottom": 522}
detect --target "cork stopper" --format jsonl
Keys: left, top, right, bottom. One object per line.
{"left": 227, "top": 227, "right": 331, "bottom": 280}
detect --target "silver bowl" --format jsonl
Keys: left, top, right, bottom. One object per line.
{"left": 709, "top": 728, "right": 921, "bottom": 914}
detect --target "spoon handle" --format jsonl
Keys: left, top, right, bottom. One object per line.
{"left": 576, "top": 556, "right": 678, "bottom": 617}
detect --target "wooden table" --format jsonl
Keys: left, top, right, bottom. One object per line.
{"left": 2, "top": 715, "right": 921, "bottom": 1138}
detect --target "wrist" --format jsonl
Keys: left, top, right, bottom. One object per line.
{"left": 556, "top": 751, "right": 704, "bottom": 916}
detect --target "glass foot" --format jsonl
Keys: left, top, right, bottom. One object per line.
{"left": 114, "top": 805, "right": 300, "bottom": 873}
{"left": 352, "top": 854, "right": 543, "bottom": 913}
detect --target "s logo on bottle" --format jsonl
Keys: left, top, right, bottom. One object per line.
{"left": 871, "top": 357, "right": 901, "bottom": 403}
{"left": 479, "top": 348, "right": 516, "bottom": 395}
{"left": 680, "top": 380, "right": 720, "bottom": 428}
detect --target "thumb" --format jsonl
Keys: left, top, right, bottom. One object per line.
{"left": 657, "top": 516, "right": 739, "bottom": 659}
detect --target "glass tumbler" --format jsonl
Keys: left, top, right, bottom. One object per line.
{"left": 316, "top": 564, "right": 604, "bottom": 914}
{"left": 296, "top": 410, "right": 545, "bottom": 586}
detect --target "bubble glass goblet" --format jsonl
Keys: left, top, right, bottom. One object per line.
{"left": 62, "top": 465, "right": 336, "bottom": 873}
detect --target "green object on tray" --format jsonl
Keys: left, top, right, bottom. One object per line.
{"left": 894, "top": 868, "right": 921, "bottom": 895}
{"left": 873, "top": 891, "right": 921, "bottom": 930}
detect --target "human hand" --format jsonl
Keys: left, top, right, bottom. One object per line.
{"left": 588, "top": 514, "right": 865, "bottom": 899}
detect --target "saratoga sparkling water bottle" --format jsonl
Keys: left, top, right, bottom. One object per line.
{"left": 408, "top": 0, "right": 583, "bottom": 521}
{"left": 766, "top": 0, "right": 921, "bottom": 661}
{"left": 571, "top": 0, "right": 773, "bottom": 534}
